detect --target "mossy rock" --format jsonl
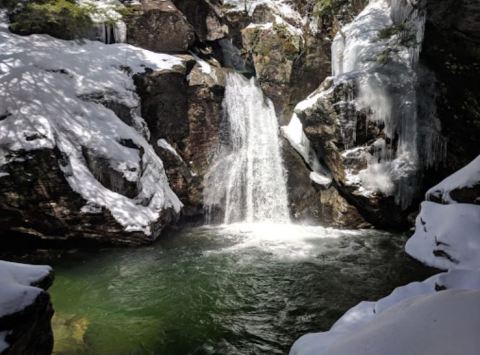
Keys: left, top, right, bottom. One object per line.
{"left": 6, "top": 0, "right": 93, "bottom": 40}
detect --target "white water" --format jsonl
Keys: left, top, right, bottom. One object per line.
{"left": 204, "top": 73, "right": 290, "bottom": 224}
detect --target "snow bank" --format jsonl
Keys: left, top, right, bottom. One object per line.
{"left": 0, "top": 16, "right": 182, "bottom": 235}
{"left": 293, "top": 289, "right": 480, "bottom": 355}
{"left": 0, "top": 261, "right": 52, "bottom": 353}
{"left": 406, "top": 155, "right": 480, "bottom": 270}
{"left": 0, "top": 260, "right": 51, "bottom": 319}
{"left": 291, "top": 269, "right": 480, "bottom": 355}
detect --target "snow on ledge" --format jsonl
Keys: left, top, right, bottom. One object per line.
{"left": 426, "top": 155, "right": 480, "bottom": 203}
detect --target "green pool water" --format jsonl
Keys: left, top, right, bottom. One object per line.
{"left": 48, "top": 224, "right": 433, "bottom": 355}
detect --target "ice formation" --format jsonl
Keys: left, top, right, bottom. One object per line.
{"left": 296, "top": 0, "right": 445, "bottom": 207}
{"left": 281, "top": 114, "right": 332, "bottom": 186}
{"left": 0, "top": 15, "right": 182, "bottom": 235}
{"left": 78, "top": 0, "right": 127, "bottom": 43}
{"left": 204, "top": 73, "right": 290, "bottom": 224}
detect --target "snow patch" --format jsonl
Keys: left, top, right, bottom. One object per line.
{"left": 427, "top": 155, "right": 480, "bottom": 203}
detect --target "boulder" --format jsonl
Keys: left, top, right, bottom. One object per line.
{"left": 172, "top": 0, "right": 228, "bottom": 42}
{"left": 125, "top": 0, "right": 195, "bottom": 52}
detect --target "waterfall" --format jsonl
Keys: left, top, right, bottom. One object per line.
{"left": 204, "top": 73, "right": 290, "bottom": 224}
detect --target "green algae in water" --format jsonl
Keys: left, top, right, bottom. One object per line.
{"left": 48, "top": 225, "right": 434, "bottom": 355}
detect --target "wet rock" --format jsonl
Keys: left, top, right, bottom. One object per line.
{"left": 282, "top": 140, "right": 368, "bottom": 228}
{"left": 242, "top": 20, "right": 303, "bottom": 124}
{"left": 52, "top": 314, "right": 89, "bottom": 354}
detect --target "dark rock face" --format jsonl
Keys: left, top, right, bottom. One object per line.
{"left": 172, "top": 0, "right": 228, "bottom": 42}
{"left": 0, "top": 268, "right": 54, "bottom": 355}
{"left": 0, "top": 149, "right": 176, "bottom": 247}
{"left": 282, "top": 140, "right": 368, "bottom": 228}
{"left": 421, "top": 0, "right": 480, "bottom": 177}
{"left": 134, "top": 60, "right": 226, "bottom": 221}
{"left": 134, "top": 63, "right": 191, "bottom": 148}
{"left": 125, "top": 0, "right": 195, "bottom": 52}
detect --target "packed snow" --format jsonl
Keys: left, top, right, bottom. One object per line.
{"left": 406, "top": 155, "right": 480, "bottom": 270}
{"left": 291, "top": 269, "right": 480, "bottom": 355}
{"left": 0, "top": 261, "right": 52, "bottom": 352}
{"left": 426, "top": 155, "right": 480, "bottom": 203}
{"left": 0, "top": 261, "right": 51, "bottom": 319}
{"left": 0, "top": 14, "right": 182, "bottom": 235}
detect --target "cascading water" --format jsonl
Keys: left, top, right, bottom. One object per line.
{"left": 204, "top": 73, "right": 290, "bottom": 224}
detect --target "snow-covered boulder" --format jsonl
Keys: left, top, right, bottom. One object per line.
{"left": 406, "top": 155, "right": 480, "bottom": 270}
{"left": 426, "top": 155, "right": 480, "bottom": 205}
{"left": 0, "top": 261, "right": 54, "bottom": 355}
{"left": 0, "top": 14, "right": 182, "bottom": 246}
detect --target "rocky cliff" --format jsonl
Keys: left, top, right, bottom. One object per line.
{"left": 1, "top": 0, "right": 479, "bottom": 247}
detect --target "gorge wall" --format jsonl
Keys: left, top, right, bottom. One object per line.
{"left": 0, "top": 0, "right": 479, "bottom": 247}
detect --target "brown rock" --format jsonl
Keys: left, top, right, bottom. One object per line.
{"left": 125, "top": 0, "right": 195, "bottom": 52}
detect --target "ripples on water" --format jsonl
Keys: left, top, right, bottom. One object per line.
{"left": 49, "top": 224, "right": 434, "bottom": 355}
